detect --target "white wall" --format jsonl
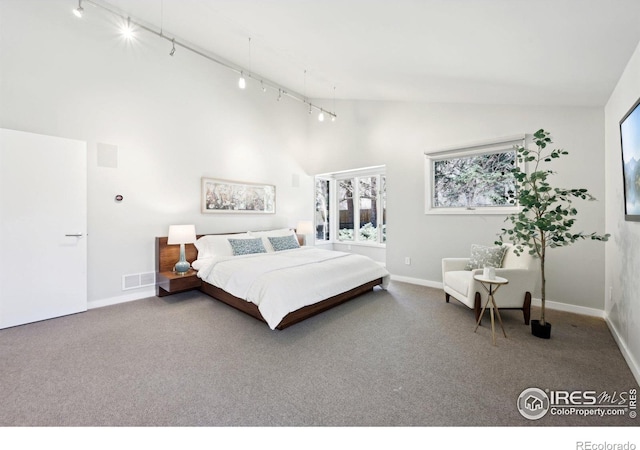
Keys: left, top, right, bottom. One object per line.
{"left": 604, "top": 40, "right": 640, "bottom": 380}
{"left": 0, "top": 1, "right": 611, "bottom": 317}
{"left": 308, "top": 101, "right": 608, "bottom": 311}
{"left": 0, "top": 0, "right": 315, "bottom": 305}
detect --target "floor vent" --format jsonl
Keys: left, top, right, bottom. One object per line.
{"left": 122, "top": 272, "right": 156, "bottom": 291}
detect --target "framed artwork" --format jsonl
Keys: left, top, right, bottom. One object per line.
{"left": 201, "top": 177, "right": 276, "bottom": 214}
{"left": 620, "top": 95, "right": 640, "bottom": 221}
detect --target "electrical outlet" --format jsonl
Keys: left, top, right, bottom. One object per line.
{"left": 405, "top": 257, "right": 411, "bottom": 265}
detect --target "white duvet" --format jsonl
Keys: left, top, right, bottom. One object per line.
{"left": 194, "top": 247, "right": 390, "bottom": 329}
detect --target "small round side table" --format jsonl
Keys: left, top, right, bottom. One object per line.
{"left": 473, "top": 275, "right": 509, "bottom": 346}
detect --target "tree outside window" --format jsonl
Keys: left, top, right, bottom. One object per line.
{"left": 315, "top": 179, "right": 330, "bottom": 240}
{"left": 433, "top": 151, "right": 516, "bottom": 208}
{"left": 424, "top": 135, "right": 524, "bottom": 215}
{"left": 358, "top": 177, "right": 378, "bottom": 242}
{"left": 339, "top": 179, "right": 355, "bottom": 241}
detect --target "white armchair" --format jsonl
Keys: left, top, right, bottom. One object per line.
{"left": 442, "top": 244, "right": 538, "bottom": 324}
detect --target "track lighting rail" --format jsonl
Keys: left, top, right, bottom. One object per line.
{"left": 78, "top": 0, "right": 337, "bottom": 121}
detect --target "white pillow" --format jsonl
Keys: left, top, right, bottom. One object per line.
{"left": 248, "top": 228, "right": 296, "bottom": 252}
{"left": 191, "top": 258, "right": 208, "bottom": 271}
{"left": 194, "top": 233, "right": 250, "bottom": 258}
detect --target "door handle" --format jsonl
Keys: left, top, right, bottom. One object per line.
{"left": 65, "top": 233, "right": 84, "bottom": 237}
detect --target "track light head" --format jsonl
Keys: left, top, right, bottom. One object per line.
{"left": 73, "top": 0, "right": 83, "bottom": 17}
{"left": 318, "top": 110, "right": 325, "bottom": 122}
{"left": 169, "top": 39, "right": 176, "bottom": 56}
{"left": 308, "top": 103, "right": 312, "bottom": 114}
{"left": 121, "top": 17, "right": 134, "bottom": 40}
{"left": 238, "top": 72, "right": 246, "bottom": 89}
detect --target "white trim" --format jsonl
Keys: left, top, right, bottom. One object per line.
{"left": 605, "top": 316, "right": 640, "bottom": 386}
{"left": 333, "top": 241, "right": 386, "bottom": 249}
{"left": 317, "top": 165, "right": 385, "bottom": 179}
{"left": 391, "top": 275, "right": 605, "bottom": 318}
{"left": 425, "top": 205, "right": 519, "bottom": 215}
{"left": 390, "top": 274, "right": 443, "bottom": 289}
{"left": 88, "top": 287, "right": 155, "bottom": 309}
{"left": 530, "top": 297, "right": 605, "bottom": 318}
{"left": 424, "top": 134, "right": 525, "bottom": 157}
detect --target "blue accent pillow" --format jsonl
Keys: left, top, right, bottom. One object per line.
{"left": 268, "top": 235, "right": 300, "bottom": 251}
{"left": 228, "top": 238, "right": 267, "bottom": 256}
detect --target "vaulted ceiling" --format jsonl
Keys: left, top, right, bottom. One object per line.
{"left": 97, "top": 0, "right": 640, "bottom": 106}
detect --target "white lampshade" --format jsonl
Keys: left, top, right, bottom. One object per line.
{"left": 167, "top": 224, "right": 196, "bottom": 245}
{"left": 296, "top": 221, "right": 314, "bottom": 235}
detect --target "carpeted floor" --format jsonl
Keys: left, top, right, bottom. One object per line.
{"left": 0, "top": 281, "right": 637, "bottom": 427}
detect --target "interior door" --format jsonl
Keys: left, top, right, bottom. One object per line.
{"left": 0, "top": 128, "right": 87, "bottom": 329}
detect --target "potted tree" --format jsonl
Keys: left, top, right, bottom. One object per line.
{"left": 497, "top": 129, "right": 609, "bottom": 339}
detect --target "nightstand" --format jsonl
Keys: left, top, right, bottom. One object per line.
{"left": 156, "top": 269, "right": 201, "bottom": 297}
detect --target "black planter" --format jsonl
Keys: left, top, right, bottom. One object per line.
{"left": 531, "top": 319, "right": 552, "bottom": 339}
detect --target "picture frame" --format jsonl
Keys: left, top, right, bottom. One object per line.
{"left": 619, "top": 95, "right": 640, "bottom": 222}
{"left": 201, "top": 177, "right": 276, "bottom": 214}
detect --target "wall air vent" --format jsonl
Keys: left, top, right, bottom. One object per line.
{"left": 122, "top": 272, "right": 156, "bottom": 291}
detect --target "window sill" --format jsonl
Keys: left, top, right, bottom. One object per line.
{"left": 332, "top": 241, "right": 386, "bottom": 249}
{"left": 313, "top": 240, "right": 386, "bottom": 248}
{"left": 425, "top": 206, "right": 520, "bottom": 215}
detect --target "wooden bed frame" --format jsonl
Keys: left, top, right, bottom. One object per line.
{"left": 155, "top": 233, "right": 384, "bottom": 330}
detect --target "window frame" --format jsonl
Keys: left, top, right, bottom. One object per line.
{"left": 314, "top": 166, "right": 386, "bottom": 247}
{"left": 424, "top": 135, "right": 525, "bottom": 215}
{"left": 314, "top": 177, "right": 331, "bottom": 242}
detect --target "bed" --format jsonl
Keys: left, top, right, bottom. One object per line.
{"left": 155, "top": 228, "right": 390, "bottom": 330}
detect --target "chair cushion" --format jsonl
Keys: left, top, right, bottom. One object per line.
{"left": 465, "top": 244, "right": 508, "bottom": 270}
{"left": 444, "top": 270, "right": 473, "bottom": 297}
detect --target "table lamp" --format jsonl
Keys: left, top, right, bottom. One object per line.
{"left": 295, "top": 220, "right": 314, "bottom": 246}
{"left": 167, "top": 224, "right": 196, "bottom": 274}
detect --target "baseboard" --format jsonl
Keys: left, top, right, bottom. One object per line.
{"left": 88, "top": 287, "right": 156, "bottom": 310}
{"left": 391, "top": 274, "right": 605, "bottom": 318}
{"left": 530, "top": 297, "right": 605, "bottom": 318}
{"left": 604, "top": 316, "right": 640, "bottom": 386}
{"left": 390, "top": 274, "right": 443, "bottom": 289}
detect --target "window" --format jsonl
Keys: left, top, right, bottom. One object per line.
{"left": 357, "top": 176, "right": 383, "bottom": 243}
{"left": 315, "top": 166, "right": 386, "bottom": 245}
{"left": 315, "top": 179, "right": 330, "bottom": 240}
{"left": 338, "top": 178, "right": 355, "bottom": 240}
{"left": 424, "top": 135, "right": 524, "bottom": 214}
